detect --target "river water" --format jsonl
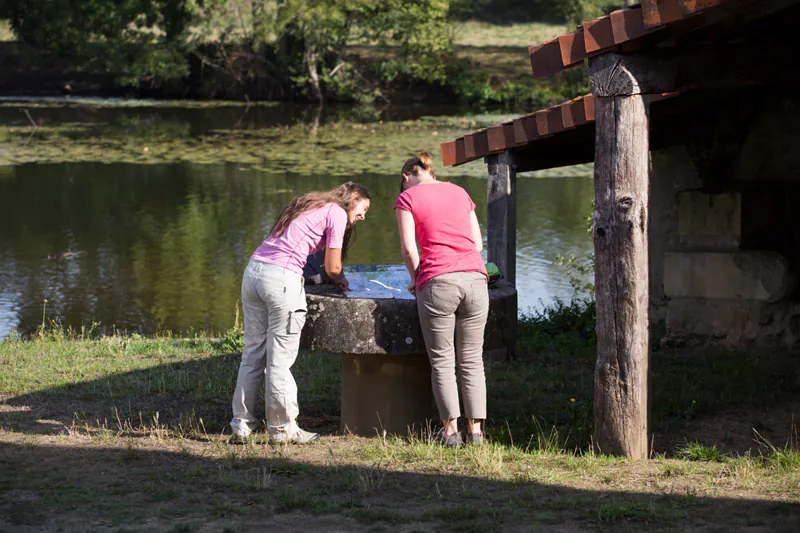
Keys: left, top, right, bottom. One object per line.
{"left": 0, "top": 100, "right": 593, "bottom": 338}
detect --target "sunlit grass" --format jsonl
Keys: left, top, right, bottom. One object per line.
{"left": 0, "top": 20, "right": 14, "bottom": 42}
{"left": 451, "top": 20, "right": 567, "bottom": 48}
{"left": 2, "top": 318, "right": 800, "bottom": 529}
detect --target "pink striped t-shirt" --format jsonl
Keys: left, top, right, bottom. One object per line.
{"left": 251, "top": 203, "right": 347, "bottom": 274}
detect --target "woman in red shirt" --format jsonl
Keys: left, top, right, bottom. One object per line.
{"left": 395, "top": 152, "right": 489, "bottom": 448}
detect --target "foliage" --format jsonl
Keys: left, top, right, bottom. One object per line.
{"left": 1, "top": 0, "right": 451, "bottom": 101}
{"left": 517, "top": 298, "right": 596, "bottom": 357}
{"left": 0, "top": 0, "right": 192, "bottom": 85}
{"left": 674, "top": 441, "right": 726, "bottom": 462}
{"left": 556, "top": 0, "right": 623, "bottom": 28}
{"left": 554, "top": 201, "right": 595, "bottom": 299}
{"left": 285, "top": 0, "right": 451, "bottom": 102}
{"left": 447, "top": 59, "right": 590, "bottom": 110}
{"left": 449, "top": 0, "right": 562, "bottom": 23}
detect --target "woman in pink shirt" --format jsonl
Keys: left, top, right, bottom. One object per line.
{"left": 395, "top": 152, "right": 489, "bottom": 448}
{"left": 230, "top": 182, "right": 371, "bottom": 444}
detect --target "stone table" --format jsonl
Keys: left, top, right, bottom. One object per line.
{"left": 300, "top": 265, "right": 517, "bottom": 437}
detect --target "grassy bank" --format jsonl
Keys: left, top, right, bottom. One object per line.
{"left": 2, "top": 303, "right": 800, "bottom": 531}
{"left": 0, "top": 16, "right": 583, "bottom": 111}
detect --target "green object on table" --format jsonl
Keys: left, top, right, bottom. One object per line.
{"left": 485, "top": 262, "right": 502, "bottom": 286}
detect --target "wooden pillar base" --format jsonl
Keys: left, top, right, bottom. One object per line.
{"left": 341, "top": 353, "right": 434, "bottom": 437}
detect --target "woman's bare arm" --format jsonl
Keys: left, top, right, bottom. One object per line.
{"left": 396, "top": 209, "right": 420, "bottom": 294}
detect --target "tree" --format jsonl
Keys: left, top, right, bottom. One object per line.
{"left": 1, "top": 0, "right": 194, "bottom": 85}
{"left": 1, "top": 0, "right": 452, "bottom": 100}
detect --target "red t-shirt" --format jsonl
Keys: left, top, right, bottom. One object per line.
{"left": 394, "top": 182, "right": 487, "bottom": 292}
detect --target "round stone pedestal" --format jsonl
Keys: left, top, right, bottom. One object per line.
{"left": 341, "top": 353, "right": 433, "bottom": 436}
{"left": 300, "top": 265, "right": 517, "bottom": 437}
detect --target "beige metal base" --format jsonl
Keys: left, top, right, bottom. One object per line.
{"left": 341, "top": 353, "right": 434, "bottom": 437}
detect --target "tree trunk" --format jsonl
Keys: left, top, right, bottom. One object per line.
{"left": 592, "top": 93, "right": 650, "bottom": 458}
{"left": 306, "top": 49, "right": 324, "bottom": 106}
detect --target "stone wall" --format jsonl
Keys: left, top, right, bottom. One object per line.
{"left": 650, "top": 94, "right": 800, "bottom": 347}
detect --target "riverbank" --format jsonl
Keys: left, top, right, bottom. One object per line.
{"left": 2, "top": 303, "right": 799, "bottom": 531}
{"left": 0, "top": 20, "right": 584, "bottom": 111}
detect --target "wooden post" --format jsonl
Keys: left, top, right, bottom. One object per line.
{"left": 486, "top": 151, "right": 517, "bottom": 286}
{"left": 589, "top": 54, "right": 650, "bottom": 458}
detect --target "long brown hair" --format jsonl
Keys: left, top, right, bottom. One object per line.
{"left": 400, "top": 151, "right": 434, "bottom": 192}
{"left": 269, "top": 182, "right": 370, "bottom": 260}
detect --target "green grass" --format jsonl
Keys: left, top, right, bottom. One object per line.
{"left": 275, "top": 491, "right": 333, "bottom": 515}
{"left": 674, "top": 441, "right": 725, "bottom": 463}
{"left": 2, "top": 308, "right": 800, "bottom": 530}
{"left": 451, "top": 20, "right": 567, "bottom": 48}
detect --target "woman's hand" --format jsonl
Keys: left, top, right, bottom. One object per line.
{"left": 407, "top": 280, "right": 416, "bottom": 296}
{"left": 334, "top": 276, "right": 350, "bottom": 292}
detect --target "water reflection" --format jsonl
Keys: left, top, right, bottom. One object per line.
{"left": 0, "top": 163, "right": 592, "bottom": 338}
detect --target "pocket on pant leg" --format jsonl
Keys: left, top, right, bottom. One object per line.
{"left": 287, "top": 309, "right": 307, "bottom": 334}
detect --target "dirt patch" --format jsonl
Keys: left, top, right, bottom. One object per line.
{"left": 654, "top": 402, "right": 800, "bottom": 456}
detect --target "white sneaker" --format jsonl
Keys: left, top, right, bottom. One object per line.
{"left": 228, "top": 431, "right": 252, "bottom": 445}
{"left": 269, "top": 422, "right": 320, "bottom": 445}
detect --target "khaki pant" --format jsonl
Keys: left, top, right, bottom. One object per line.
{"left": 417, "top": 271, "right": 489, "bottom": 420}
{"left": 230, "top": 260, "right": 307, "bottom": 437}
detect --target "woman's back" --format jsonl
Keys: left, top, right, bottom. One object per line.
{"left": 395, "top": 182, "right": 485, "bottom": 291}
{"left": 252, "top": 202, "right": 347, "bottom": 274}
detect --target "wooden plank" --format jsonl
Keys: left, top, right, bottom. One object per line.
{"left": 558, "top": 29, "right": 587, "bottom": 67}
{"left": 529, "top": 38, "right": 564, "bottom": 77}
{"left": 512, "top": 118, "right": 529, "bottom": 145}
{"left": 474, "top": 130, "right": 490, "bottom": 158}
{"left": 455, "top": 138, "right": 466, "bottom": 166}
{"left": 521, "top": 115, "right": 539, "bottom": 141}
{"left": 583, "top": 16, "right": 616, "bottom": 54}
{"left": 464, "top": 132, "right": 478, "bottom": 160}
{"left": 487, "top": 125, "right": 507, "bottom": 151}
{"left": 535, "top": 110, "right": 550, "bottom": 136}
{"left": 610, "top": 7, "right": 648, "bottom": 43}
{"left": 562, "top": 97, "right": 587, "bottom": 128}
{"left": 546, "top": 107, "right": 565, "bottom": 135}
{"left": 535, "top": 107, "right": 565, "bottom": 136}
{"left": 584, "top": 94, "right": 596, "bottom": 121}
{"left": 440, "top": 140, "right": 457, "bottom": 167}
{"left": 561, "top": 101, "right": 576, "bottom": 130}
{"left": 503, "top": 123, "right": 517, "bottom": 147}
{"left": 486, "top": 151, "right": 517, "bottom": 286}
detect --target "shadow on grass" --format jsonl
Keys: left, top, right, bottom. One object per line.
{"left": 0, "top": 349, "right": 342, "bottom": 439}
{"left": 2, "top": 340, "right": 800, "bottom": 457}
{"left": 0, "top": 438, "right": 798, "bottom": 532}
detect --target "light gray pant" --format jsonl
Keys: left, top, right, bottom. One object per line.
{"left": 417, "top": 271, "right": 489, "bottom": 421}
{"left": 230, "top": 260, "right": 307, "bottom": 436}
